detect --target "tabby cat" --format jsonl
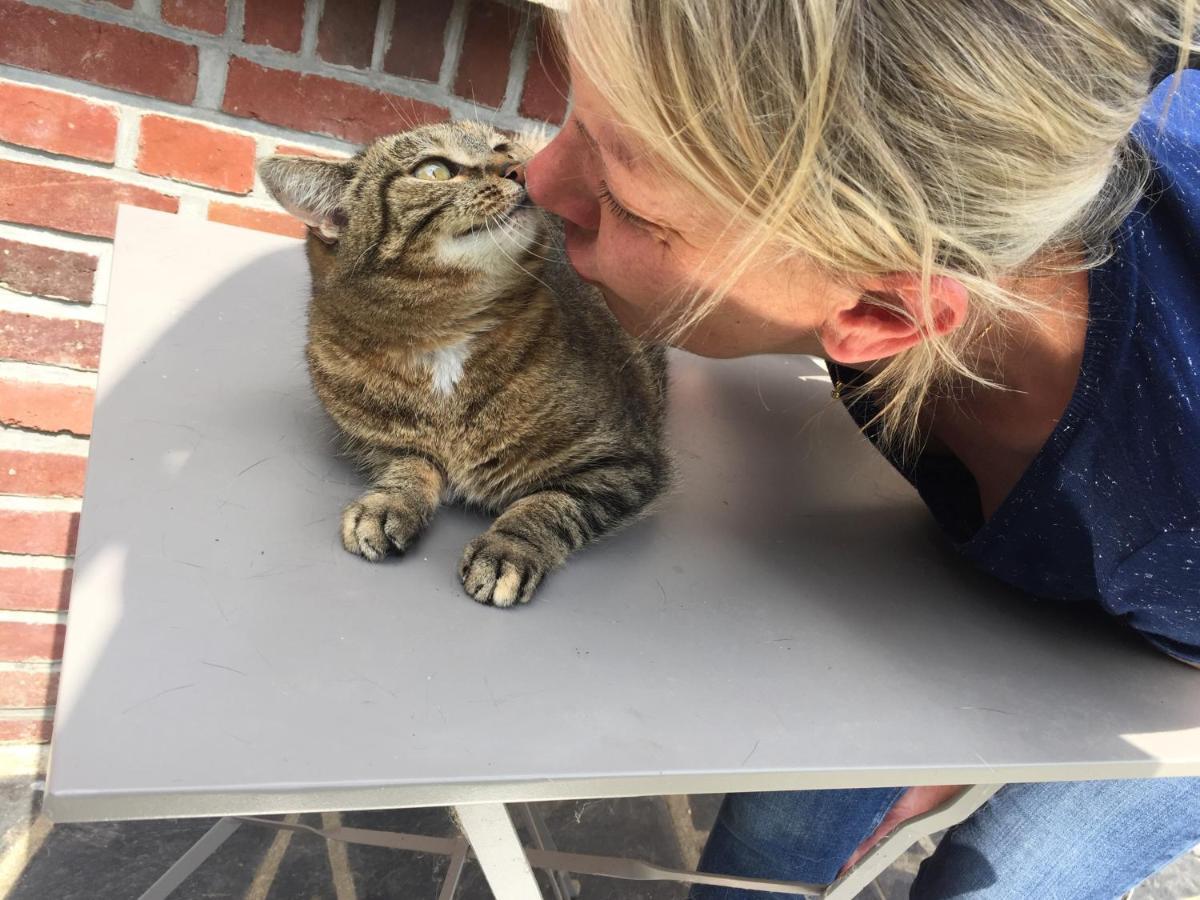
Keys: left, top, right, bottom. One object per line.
{"left": 258, "top": 121, "right": 670, "bottom": 607}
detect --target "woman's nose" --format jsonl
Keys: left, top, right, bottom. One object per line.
{"left": 526, "top": 136, "right": 602, "bottom": 230}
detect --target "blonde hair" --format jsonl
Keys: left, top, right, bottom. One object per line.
{"left": 557, "top": 0, "right": 1198, "bottom": 447}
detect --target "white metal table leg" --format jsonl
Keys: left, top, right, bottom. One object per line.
{"left": 823, "top": 784, "right": 1002, "bottom": 900}
{"left": 437, "top": 839, "right": 470, "bottom": 900}
{"left": 454, "top": 803, "right": 544, "bottom": 900}
{"left": 137, "top": 817, "right": 242, "bottom": 900}
{"left": 515, "top": 802, "right": 577, "bottom": 900}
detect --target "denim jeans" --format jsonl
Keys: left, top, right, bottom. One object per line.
{"left": 690, "top": 779, "right": 1200, "bottom": 900}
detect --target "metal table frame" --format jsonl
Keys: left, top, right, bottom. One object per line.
{"left": 138, "top": 785, "right": 1002, "bottom": 899}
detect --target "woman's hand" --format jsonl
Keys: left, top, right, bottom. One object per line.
{"left": 839, "top": 784, "right": 962, "bottom": 875}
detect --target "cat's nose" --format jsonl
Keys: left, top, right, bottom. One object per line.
{"left": 502, "top": 162, "right": 525, "bottom": 185}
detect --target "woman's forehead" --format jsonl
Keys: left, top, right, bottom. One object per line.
{"left": 570, "top": 71, "right": 645, "bottom": 170}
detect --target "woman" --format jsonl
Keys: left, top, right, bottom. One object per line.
{"left": 524, "top": 1, "right": 1200, "bottom": 898}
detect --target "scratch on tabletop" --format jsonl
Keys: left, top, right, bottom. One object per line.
{"left": 236, "top": 456, "right": 277, "bottom": 477}
{"left": 741, "top": 740, "right": 762, "bottom": 767}
{"left": 201, "top": 660, "right": 247, "bottom": 676}
{"left": 122, "top": 683, "right": 197, "bottom": 715}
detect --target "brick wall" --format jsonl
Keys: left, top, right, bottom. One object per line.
{"left": 0, "top": 0, "right": 568, "bottom": 748}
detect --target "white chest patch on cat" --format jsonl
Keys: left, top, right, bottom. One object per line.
{"left": 423, "top": 339, "right": 472, "bottom": 396}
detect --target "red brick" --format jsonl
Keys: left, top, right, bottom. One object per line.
{"left": 162, "top": 0, "right": 226, "bottom": 34}
{"left": 520, "top": 15, "right": 569, "bottom": 124}
{"left": 454, "top": 0, "right": 522, "bottom": 109}
{"left": 0, "top": 568, "right": 73, "bottom": 612}
{"left": 274, "top": 144, "right": 350, "bottom": 160}
{"left": 0, "top": 0, "right": 199, "bottom": 104}
{"left": 0, "top": 510, "right": 79, "bottom": 557}
{"left": 0, "top": 451, "right": 87, "bottom": 498}
{"left": 0, "top": 511, "right": 77, "bottom": 558}
{"left": 0, "top": 239, "right": 97, "bottom": 304}
{"left": 243, "top": 0, "right": 305, "bottom": 52}
{"left": 0, "top": 311, "right": 103, "bottom": 370}
{"left": 137, "top": 115, "right": 256, "bottom": 194}
{"left": 0, "top": 622, "right": 66, "bottom": 662}
{"left": 0, "top": 717, "right": 52, "bottom": 743}
{"left": 0, "top": 382, "right": 94, "bottom": 436}
{"left": 0, "top": 159, "right": 179, "bottom": 239}
{"left": 317, "top": 0, "right": 379, "bottom": 69}
{"left": 223, "top": 57, "right": 449, "bottom": 144}
{"left": 0, "top": 81, "right": 118, "bottom": 163}
{"left": 208, "top": 202, "right": 305, "bottom": 239}
{"left": 0, "top": 670, "right": 59, "bottom": 708}
{"left": 384, "top": 0, "right": 451, "bottom": 82}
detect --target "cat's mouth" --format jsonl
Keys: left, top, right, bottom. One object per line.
{"left": 454, "top": 196, "right": 533, "bottom": 239}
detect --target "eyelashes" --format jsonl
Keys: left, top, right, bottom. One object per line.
{"left": 597, "top": 180, "right": 651, "bottom": 229}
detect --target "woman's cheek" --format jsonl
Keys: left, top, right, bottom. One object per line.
{"left": 593, "top": 230, "right": 683, "bottom": 333}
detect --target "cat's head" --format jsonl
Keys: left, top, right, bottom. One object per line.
{"left": 258, "top": 122, "right": 545, "bottom": 284}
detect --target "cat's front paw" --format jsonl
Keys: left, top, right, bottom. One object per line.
{"left": 459, "top": 532, "right": 548, "bottom": 607}
{"left": 341, "top": 492, "right": 426, "bottom": 561}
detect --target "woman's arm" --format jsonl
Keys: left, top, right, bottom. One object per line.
{"left": 1105, "top": 530, "right": 1200, "bottom": 669}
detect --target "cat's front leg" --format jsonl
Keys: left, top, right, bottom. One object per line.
{"left": 342, "top": 454, "right": 444, "bottom": 561}
{"left": 460, "top": 451, "right": 668, "bottom": 606}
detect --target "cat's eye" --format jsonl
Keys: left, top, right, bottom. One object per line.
{"left": 412, "top": 159, "right": 456, "bottom": 181}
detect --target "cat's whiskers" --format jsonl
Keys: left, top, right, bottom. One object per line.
{"left": 506, "top": 224, "right": 561, "bottom": 257}
{"left": 490, "top": 211, "right": 562, "bottom": 263}
{"left": 351, "top": 235, "right": 381, "bottom": 273}
{"left": 483, "top": 214, "right": 554, "bottom": 293}
{"left": 493, "top": 217, "right": 559, "bottom": 264}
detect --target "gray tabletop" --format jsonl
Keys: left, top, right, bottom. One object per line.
{"left": 45, "top": 208, "right": 1200, "bottom": 824}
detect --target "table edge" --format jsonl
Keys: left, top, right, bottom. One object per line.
{"left": 43, "top": 758, "right": 1200, "bottom": 823}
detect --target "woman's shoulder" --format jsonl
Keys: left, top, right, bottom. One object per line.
{"left": 1131, "top": 71, "right": 1200, "bottom": 231}
{"left": 1104, "top": 528, "right": 1200, "bottom": 666}
{"left": 1136, "top": 70, "right": 1200, "bottom": 150}
{"left": 1099, "top": 71, "right": 1200, "bottom": 336}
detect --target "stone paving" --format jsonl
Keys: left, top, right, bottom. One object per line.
{"left": 0, "top": 777, "right": 1196, "bottom": 898}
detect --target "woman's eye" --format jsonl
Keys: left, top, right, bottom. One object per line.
{"left": 413, "top": 160, "right": 454, "bottom": 181}
{"left": 598, "top": 181, "right": 651, "bottom": 229}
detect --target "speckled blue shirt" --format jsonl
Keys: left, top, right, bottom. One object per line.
{"left": 833, "top": 73, "right": 1200, "bottom": 663}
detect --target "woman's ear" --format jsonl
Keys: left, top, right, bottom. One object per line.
{"left": 820, "top": 273, "right": 968, "bottom": 365}
{"left": 257, "top": 156, "right": 357, "bottom": 242}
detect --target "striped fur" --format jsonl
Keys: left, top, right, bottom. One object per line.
{"left": 259, "top": 122, "right": 670, "bottom": 607}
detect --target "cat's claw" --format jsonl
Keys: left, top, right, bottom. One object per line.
{"left": 341, "top": 493, "right": 425, "bottom": 560}
{"left": 460, "top": 533, "right": 546, "bottom": 607}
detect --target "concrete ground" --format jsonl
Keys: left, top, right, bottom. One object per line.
{"left": 0, "top": 775, "right": 1196, "bottom": 899}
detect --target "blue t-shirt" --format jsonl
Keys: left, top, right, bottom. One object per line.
{"left": 834, "top": 73, "right": 1200, "bottom": 663}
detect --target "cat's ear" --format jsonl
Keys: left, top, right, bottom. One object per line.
{"left": 257, "top": 156, "right": 357, "bottom": 242}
